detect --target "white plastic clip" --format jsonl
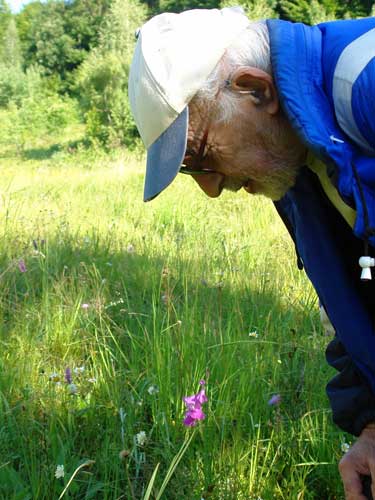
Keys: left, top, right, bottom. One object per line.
{"left": 359, "top": 256, "right": 375, "bottom": 281}
{"left": 330, "top": 135, "right": 345, "bottom": 144}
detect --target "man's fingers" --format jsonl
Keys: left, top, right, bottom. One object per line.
{"left": 339, "top": 459, "right": 367, "bottom": 499}
{"left": 368, "top": 460, "right": 375, "bottom": 498}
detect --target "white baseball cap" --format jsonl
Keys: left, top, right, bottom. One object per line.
{"left": 128, "top": 7, "right": 250, "bottom": 201}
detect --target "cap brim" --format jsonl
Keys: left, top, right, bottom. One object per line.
{"left": 144, "top": 107, "right": 188, "bottom": 202}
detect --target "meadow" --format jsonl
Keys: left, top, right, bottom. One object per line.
{"left": 0, "top": 120, "right": 348, "bottom": 499}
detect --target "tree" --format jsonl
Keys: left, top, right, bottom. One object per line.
{"left": 278, "top": 0, "right": 374, "bottom": 23}
{"left": 75, "top": 0, "right": 147, "bottom": 146}
{"left": 158, "top": 0, "right": 220, "bottom": 12}
{"left": 0, "top": 0, "right": 10, "bottom": 40}
{"left": 221, "top": 0, "right": 278, "bottom": 19}
{"left": 1, "top": 17, "right": 22, "bottom": 67}
{"left": 279, "top": 0, "right": 336, "bottom": 23}
{"left": 16, "top": 0, "right": 110, "bottom": 89}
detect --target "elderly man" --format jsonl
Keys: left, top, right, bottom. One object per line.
{"left": 128, "top": 7, "right": 375, "bottom": 499}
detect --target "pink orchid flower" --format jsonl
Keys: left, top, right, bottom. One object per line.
{"left": 183, "top": 388, "right": 208, "bottom": 427}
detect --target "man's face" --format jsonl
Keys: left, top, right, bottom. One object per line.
{"left": 185, "top": 83, "right": 306, "bottom": 200}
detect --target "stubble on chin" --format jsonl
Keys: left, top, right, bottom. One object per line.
{"left": 239, "top": 118, "right": 304, "bottom": 200}
{"left": 220, "top": 158, "right": 301, "bottom": 200}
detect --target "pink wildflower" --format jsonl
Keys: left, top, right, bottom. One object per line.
{"left": 18, "top": 259, "right": 27, "bottom": 273}
{"left": 199, "top": 379, "right": 206, "bottom": 386}
{"left": 268, "top": 394, "right": 281, "bottom": 406}
{"left": 183, "top": 388, "right": 208, "bottom": 427}
{"left": 81, "top": 303, "right": 89, "bottom": 310}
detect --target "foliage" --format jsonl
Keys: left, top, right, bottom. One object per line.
{"left": 0, "top": 15, "right": 24, "bottom": 107}
{"left": 0, "top": 63, "right": 26, "bottom": 107}
{"left": 0, "top": 57, "right": 49, "bottom": 107}
{"left": 0, "top": 95, "right": 78, "bottom": 152}
{"left": 158, "top": 0, "right": 219, "bottom": 12}
{"left": 75, "top": 0, "right": 147, "bottom": 147}
{"left": 221, "top": 0, "right": 278, "bottom": 19}
{"left": 0, "top": 0, "right": 10, "bottom": 42}
{"left": 15, "top": 0, "right": 110, "bottom": 90}
{"left": 1, "top": 16, "right": 22, "bottom": 66}
{"left": 278, "top": 0, "right": 336, "bottom": 23}
{"left": 279, "top": 0, "right": 374, "bottom": 22}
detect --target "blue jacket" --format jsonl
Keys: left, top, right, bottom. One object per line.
{"left": 267, "top": 18, "right": 375, "bottom": 435}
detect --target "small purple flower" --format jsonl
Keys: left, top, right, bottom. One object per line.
{"left": 199, "top": 379, "right": 206, "bottom": 386}
{"left": 268, "top": 394, "right": 281, "bottom": 406}
{"left": 65, "top": 367, "right": 72, "bottom": 385}
{"left": 18, "top": 259, "right": 27, "bottom": 273}
{"left": 183, "top": 388, "right": 208, "bottom": 427}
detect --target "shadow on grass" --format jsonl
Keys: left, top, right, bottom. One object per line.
{"left": 22, "top": 137, "right": 91, "bottom": 161}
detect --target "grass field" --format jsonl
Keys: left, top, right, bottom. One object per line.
{"left": 0, "top": 123, "right": 348, "bottom": 499}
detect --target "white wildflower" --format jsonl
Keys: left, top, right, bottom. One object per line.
{"left": 135, "top": 431, "right": 147, "bottom": 446}
{"left": 248, "top": 331, "right": 258, "bottom": 338}
{"left": 127, "top": 244, "right": 135, "bottom": 253}
{"left": 55, "top": 464, "right": 65, "bottom": 479}
{"left": 88, "top": 377, "right": 97, "bottom": 384}
{"left": 81, "top": 303, "right": 89, "bottom": 310}
{"left": 49, "top": 372, "right": 60, "bottom": 383}
{"left": 68, "top": 383, "right": 78, "bottom": 395}
{"left": 341, "top": 442, "right": 350, "bottom": 453}
{"left": 73, "top": 366, "right": 85, "bottom": 375}
{"left": 147, "top": 385, "right": 159, "bottom": 395}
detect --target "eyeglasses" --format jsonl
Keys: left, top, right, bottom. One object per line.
{"left": 179, "top": 75, "right": 255, "bottom": 176}
{"left": 179, "top": 128, "right": 216, "bottom": 176}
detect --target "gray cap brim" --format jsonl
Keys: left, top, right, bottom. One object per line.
{"left": 144, "top": 107, "right": 188, "bottom": 202}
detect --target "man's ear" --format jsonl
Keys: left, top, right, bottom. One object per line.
{"left": 229, "top": 66, "right": 279, "bottom": 115}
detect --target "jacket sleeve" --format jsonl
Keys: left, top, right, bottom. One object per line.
{"left": 326, "top": 334, "right": 375, "bottom": 436}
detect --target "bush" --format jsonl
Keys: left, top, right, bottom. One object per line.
{"left": 0, "top": 63, "right": 26, "bottom": 107}
{"left": 76, "top": 49, "right": 139, "bottom": 148}
{"left": 0, "top": 94, "right": 79, "bottom": 152}
{"left": 74, "top": 0, "right": 146, "bottom": 148}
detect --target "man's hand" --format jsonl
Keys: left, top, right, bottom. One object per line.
{"left": 339, "top": 424, "right": 375, "bottom": 499}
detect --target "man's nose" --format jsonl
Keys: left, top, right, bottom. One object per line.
{"left": 191, "top": 172, "right": 225, "bottom": 198}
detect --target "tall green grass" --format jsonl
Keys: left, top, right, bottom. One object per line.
{"left": 0, "top": 134, "right": 348, "bottom": 499}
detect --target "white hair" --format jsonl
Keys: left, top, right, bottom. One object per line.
{"left": 193, "top": 21, "right": 271, "bottom": 122}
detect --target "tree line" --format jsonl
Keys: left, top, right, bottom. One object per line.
{"left": 0, "top": 0, "right": 374, "bottom": 149}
